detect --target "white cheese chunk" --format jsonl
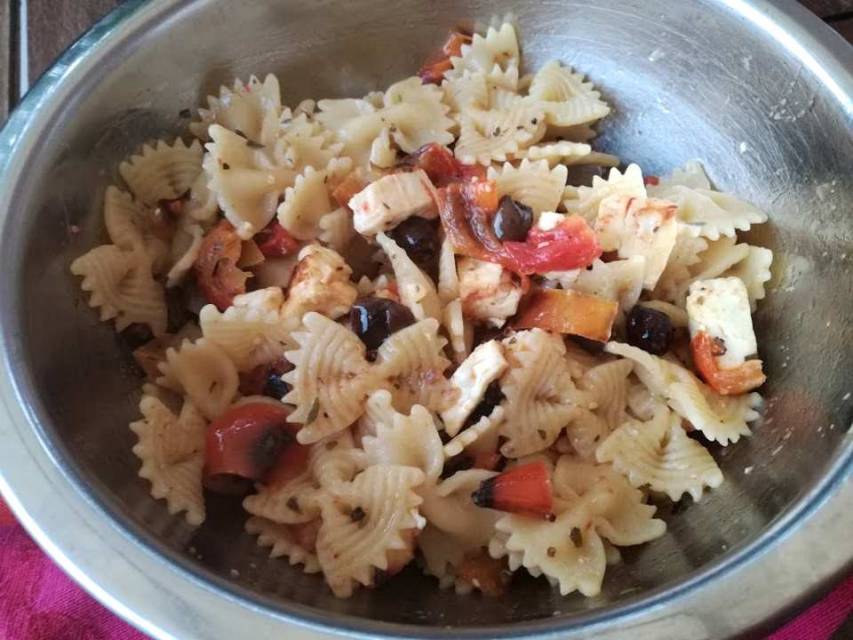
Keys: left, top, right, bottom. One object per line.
{"left": 686, "top": 277, "right": 758, "bottom": 369}
{"left": 594, "top": 195, "right": 678, "bottom": 290}
{"left": 440, "top": 340, "right": 508, "bottom": 437}
{"left": 349, "top": 169, "right": 437, "bottom": 235}
{"left": 458, "top": 257, "right": 523, "bottom": 328}
{"left": 281, "top": 244, "right": 357, "bottom": 320}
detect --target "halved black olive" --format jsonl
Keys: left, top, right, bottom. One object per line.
{"left": 349, "top": 297, "right": 416, "bottom": 352}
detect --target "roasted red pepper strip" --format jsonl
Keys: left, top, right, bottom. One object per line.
{"left": 418, "top": 31, "right": 471, "bottom": 84}
{"left": 514, "top": 288, "right": 618, "bottom": 342}
{"left": 332, "top": 170, "right": 371, "bottom": 210}
{"left": 254, "top": 220, "right": 300, "bottom": 257}
{"left": 399, "top": 143, "right": 486, "bottom": 187}
{"left": 194, "top": 220, "right": 249, "bottom": 311}
{"left": 691, "top": 331, "right": 766, "bottom": 395}
{"left": 204, "top": 402, "right": 306, "bottom": 493}
{"left": 439, "top": 182, "right": 601, "bottom": 276}
{"left": 471, "top": 461, "right": 553, "bottom": 516}
{"left": 503, "top": 216, "right": 602, "bottom": 274}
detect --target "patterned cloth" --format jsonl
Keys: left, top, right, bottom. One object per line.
{"left": 0, "top": 498, "right": 849, "bottom": 639}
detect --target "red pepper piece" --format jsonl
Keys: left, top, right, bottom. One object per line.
{"left": 418, "top": 32, "right": 471, "bottom": 84}
{"left": 193, "top": 219, "right": 249, "bottom": 311}
{"left": 254, "top": 221, "right": 300, "bottom": 257}
{"left": 471, "top": 460, "right": 553, "bottom": 516}
{"left": 691, "top": 331, "right": 766, "bottom": 395}
{"left": 503, "top": 216, "right": 602, "bottom": 274}
{"left": 204, "top": 402, "right": 306, "bottom": 493}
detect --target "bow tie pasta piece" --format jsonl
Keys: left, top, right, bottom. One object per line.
{"left": 528, "top": 60, "right": 611, "bottom": 127}
{"left": 203, "top": 124, "right": 297, "bottom": 239}
{"left": 130, "top": 394, "right": 207, "bottom": 526}
{"left": 368, "top": 127, "right": 397, "bottom": 169}
{"left": 382, "top": 78, "right": 455, "bottom": 154}
{"left": 442, "top": 298, "right": 473, "bottom": 366}
{"left": 454, "top": 95, "right": 546, "bottom": 166}
{"left": 499, "top": 329, "right": 583, "bottom": 457}
{"left": 446, "top": 22, "right": 520, "bottom": 91}
{"left": 570, "top": 256, "right": 646, "bottom": 315}
{"left": 166, "top": 222, "right": 204, "bottom": 288}
{"left": 647, "top": 161, "right": 768, "bottom": 241}
{"left": 157, "top": 338, "right": 239, "bottom": 420}
{"left": 199, "top": 287, "right": 297, "bottom": 371}
{"left": 316, "top": 98, "right": 383, "bottom": 166}
{"left": 245, "top": 516, "right": 321, "bottom": 574}
{"left": 102, "top": 186, "right": 170, "bottom": 274}
{"left": 605, "top": 341, "right": 762, "bottom": 445}
{"left": 421, "top": 469, "right": 499, "bottom": 546}
{"left": 443, "top": 405, "right": 505, "bottom": 459}
{"left": 441, "top": 72, "right": 490, "bottom": 121}
{"left": 577, "top": 359, "right": 634, "bottom": 432}
{"left": 271, "top": 111, "right": 345, "bottom": 174}
{"left": 362, "top": 404, "right": 444, "bottom": 484}
{"left": 70, "top": 244, "right": 168, "bottom": 336}
{"left": 487, "top": 159, "right": 567, "bottom": 216}
{"left": 653, "top": 224, "right": 710, "bottom": 304}
{"left": 312, "top": 432, "right": 367, "bottom": 493}
{"left": 374, "top": 318, "right": 453, "bottom": 413}
{"left": 562, "top": 164, "right": 646, "bottom": 223}
{"left": 119, "top": 139, "right": 204, "bottom": 207}
{"left": 553, "top": 458, "right": 666, "bottom": 546}
{"left": 191, "top": 74, "right": 282, "bottom": 146}
{"left": 493, "top": 506, "right": 606, "bottom": 597}
{"left": 513, "top": 141, "right": 606, "bottom": 168}
{"left": 596, "top": 407, "right": 724, "bottom": 502}
{"left": 316, "top": 465, "right": 426, "bottom": 598}
{"left": 283, "top": 312, "right": 379, "bottom": 444}
{"left": 562, "top": 409, "right": 610, "bottom": 460}
{"left": 277, "top": 158, "right": 353, "bottom": 240}
{"left": 357, "top": 389, "right": 398, "bottom": 440}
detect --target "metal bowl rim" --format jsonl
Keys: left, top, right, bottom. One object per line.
{"left": 0, "top": 1, "right": 850, "bottom": 638}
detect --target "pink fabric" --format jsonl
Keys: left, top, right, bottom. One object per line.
{"left": 0, "top": 499, "right": 849, "bottom": 639}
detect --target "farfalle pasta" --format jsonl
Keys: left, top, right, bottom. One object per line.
{"left": 71, "top": 20, "right": 774, "bottom": 601}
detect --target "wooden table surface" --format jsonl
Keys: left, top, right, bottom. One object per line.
{"left": 1, "top": 0, "right": 852, "bottom": 124}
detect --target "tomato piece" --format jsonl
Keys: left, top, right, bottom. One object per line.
{"left": 503, "top": 216, "right": 601, "bottom": 274}
{"left": 238, "top": 357, "right": 292, "bottom": 398}
{"left": 264, "top": 435, "right": 311, "bottom": 489}
{"left": 204, "top": 402, "right": 305, "bottom": 493}
{"left": 691, "top": 331, "right": 766, "bottom": 395}
{"left": 471, "top": 461, "right": 553, "bottom": 516}
{"left": 193, "top": 220, "right": 249, "bottom": 311}
{"left": 643, "top": 175, "right": 660, "bottom": 186}
{"left": 514, "top": 288, "right": 618, "bottom": 342}
{"left": 254, "top": 221, "right": 300, "bottom": 258}
{"left": 417, "top": 32, "right": 471, "bottom": 84}
{"left": 456, "top": 552, "right": 509, "bottom": 597}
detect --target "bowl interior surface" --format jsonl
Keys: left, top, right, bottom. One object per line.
{"left": 3, "top": 0, "right": 852, "bottom": 632}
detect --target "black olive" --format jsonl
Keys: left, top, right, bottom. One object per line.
{"left": 441, "top": 453, "right": 474, "bottom": 479}
{"left": 387, "top": 216, "right": 440, "bottom": 281}
{"left": 349, "top": 297, "right": 416, "bottom": 352}
{"left": 263, "top": 371, "right": 290, "bottom": 399}
{"left": 121, "top": 323, "right": 154, "bottom": 350}
{"left": 492, "top": 196, "right": 533, "bottom": 242}
{"left": 626, "top": 305, "right": 674, "bottom": 355}
{"left": 250, "top": 427, "right": 292, "bottom": 476}
{"left": 464, "top": 381, "right": 505, "bottom": 429}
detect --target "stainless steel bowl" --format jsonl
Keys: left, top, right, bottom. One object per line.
{"left": 0, "top": 1, "right": 851, "bottom": 638}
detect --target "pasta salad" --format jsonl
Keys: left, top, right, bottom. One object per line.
{"left": 71, "top": 20, "right": 772, "bottom": 600}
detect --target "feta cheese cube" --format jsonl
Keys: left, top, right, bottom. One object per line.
{"left": 440, "top": 340, "right": 508, "bottom": 436}
{"left": 458, "top": 257, "right": 523, "bottom": 327}
{"left": 282, "top": 244, "right": 357, "bottom": 320}
{"left": 349, "top": 169, "right": 437, "bottom": 235}
{"left": 686, "top": 277, "right": 757, "bottom": 369}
